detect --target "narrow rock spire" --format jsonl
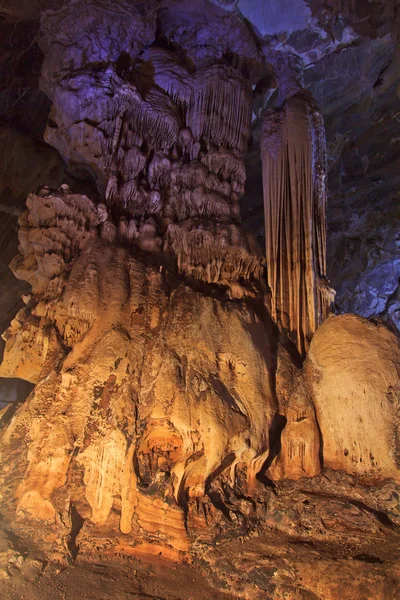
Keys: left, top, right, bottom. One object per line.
{"left": 261, "top": 91, "right": 335, "bottom": 353}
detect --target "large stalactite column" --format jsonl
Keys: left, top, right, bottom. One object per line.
{"left": 261, "top": 91, "right": 335, "bottom": 354}
{"left": 0, "top": 0, "right": 277, "bottom": 560}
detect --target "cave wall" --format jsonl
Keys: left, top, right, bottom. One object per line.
{"left": 324, "top": 52, "right": 400, "bottom": 327}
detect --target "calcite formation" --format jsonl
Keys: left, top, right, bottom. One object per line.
{"left": 0, "top": 2, "right": 399, "bottom": 597}
{"left": 0, "top": 196, "right": 275, "bottom": 555}
{"left": 262, "top": 91, "right": 335, "bottom": 354}
{"left": 307, "top": 314, "right": 400, "bottom": 481}
{"left": 0, "top": 0, "right": 273, "bottom": 558}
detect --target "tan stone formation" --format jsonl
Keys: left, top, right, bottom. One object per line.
{"left": 267, "top": 339, "right": 321, "bottom": 481}
{"left": 306, "top": 314, "right": 400, "bottom": 481}
{"left": 0, "top": 185, "right": 275, "bottom": 558}
{"left": 267, "top": 314, "right": 400, "bottom": 484}
{"left": 0, "top": 0, "right": 275, "bottom": 559}
{"left": 0, "top": 1, "right": 400, "bottom": 597}
{"left": 261, "top": 91, "right": 335, "bottom": 354}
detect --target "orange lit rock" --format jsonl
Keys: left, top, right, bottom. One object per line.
{"left": 267, "top": 341, "right": 321, "bottom": 481}
{"left": 306, "top": 314, "right": 400, "bottom": 481}
{"left": 262, "top": 92, "right": 335, "bottom": 354}
{"left": 0, "top": 187, "right": 275, "bottom": 557}
{"left": 0, "top": 4, "right": 400, "bottom": 597}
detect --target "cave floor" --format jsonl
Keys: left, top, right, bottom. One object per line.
{"left": 1, "top": 473, "right": 400, "bottom": 599}
{"left": 0, "top": 557, "right": 231, "bottom": 600}
{"left": 0, "top": 528, "right": 399, "bottom": 600}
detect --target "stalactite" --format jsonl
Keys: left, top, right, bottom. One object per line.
{"left": 165, "top": 220, "right": 264, "bottom": 284}
{"left": 115, "top": 87, "right": 180, "bottom": 150}
{"left": 12, "top": 187, "right": 105, "bottom": 297}
{"left": 188, "top": 65, "right": 252, "bottom": 153}
{"left": 140, "top": 47, "right": 194, "bottom": 111}
{"left": 261, "top": 91, "right": 335, "bottom": 354}
{"left": 200, "top": 148, "right": 246, "bottom": 188}
{"left": 122, "top": 147, "right": 147, "bottom": 181}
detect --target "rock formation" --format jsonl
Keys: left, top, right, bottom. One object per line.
{"left": 0, "top": 1, "right": 399, "bottom": 598}
{"left": 306, "top": 314, "right": 400, "bottom": 481}
{"left": 0, "top": 0, "right": 275, "bottom": 559}
{"left": 262, "top": 91, "right": 335, "bottom": 353}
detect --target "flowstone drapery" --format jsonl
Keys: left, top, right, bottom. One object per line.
{"left": 261, "top": 91, "right": 335, "bottom": 353}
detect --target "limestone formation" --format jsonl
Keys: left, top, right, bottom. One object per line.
{"left": 267, "top": 339, "right": 321, "bottom": 481}
{"left": 0, "top": 1, "right": 399, "bottom": 598}
{"left": 306, "top": 314, "right": 400, "bottom": 481}
{"left": 0, "top": 0, "right": 274, "bottom": 559}
{"left": 262, "top": 91, "right": 335, "bottom": 354}
{"left": 0, "top": 181, "right": 275, "bottom": 557}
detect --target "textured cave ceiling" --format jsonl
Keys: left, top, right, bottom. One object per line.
{"left": 0, "top": 0, "right": 399, "bottom": 351}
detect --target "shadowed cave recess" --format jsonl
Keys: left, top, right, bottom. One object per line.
{"left": 0, "top": 1, "right": 400, "bottom": 599}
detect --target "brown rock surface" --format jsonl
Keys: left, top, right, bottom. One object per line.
{"left": 268, "top": 339, "right": 321, "bottom": 481}
{"left": 0, "top": 469, "right": 400, "bottom": 598}
{"left": 307, "top": 314, "right": 400, "bottom": 480}
{"left": 0, "top": 187, "right": 274, "bottom": 560}
{"left": 0, "top": 4, "right": 275, "bottom": 558}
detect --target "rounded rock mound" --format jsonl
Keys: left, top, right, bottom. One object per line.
{"left": 307, "top": 314, "right": 400, "bottom": 481}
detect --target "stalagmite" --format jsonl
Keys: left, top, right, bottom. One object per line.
{"left": 0, "top": 0, "right": 273, "bottom": 560}
{"left": 261, "top": 91, "right": 335, "bottom": 353}
{"left": 306, "top": 314, "right": 400, "bottom": 481}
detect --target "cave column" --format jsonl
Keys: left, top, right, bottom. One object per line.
{"left": 0, "top": 2, "right": 276, "bottom": 557}
{"left": 261, "top": 91, "right": 335, "bottom": 354}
